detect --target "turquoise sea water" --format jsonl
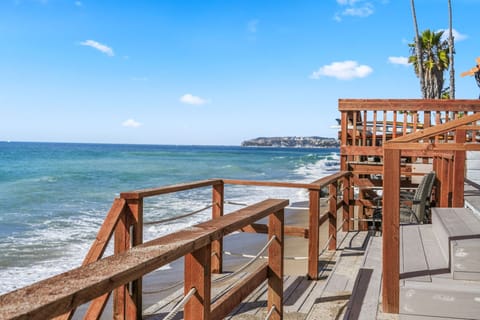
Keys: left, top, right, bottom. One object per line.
{"left": 0, "top": 142, "right": 339, "bottom": 294}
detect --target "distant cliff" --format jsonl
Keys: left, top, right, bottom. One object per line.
{"left": 241, "top": 136, "right": 340, "bottom": 148}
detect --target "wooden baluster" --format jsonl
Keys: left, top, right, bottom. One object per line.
{"left": 383, "top": 111, "right": 387, "bottom": 145}
{"left": 402, "top": 112, "right": 407, "bottom": 136}
{"left": 393, "top": 110, "right": 397, "bottom": 139}
{"left": 184, "top": 244, "right": 212, "bottom": 320}
{"left": 452, "top": 129, "right": 464, "bottom": 208}
{"left": 362, "top": 110, "right": 367, "bottom": 146}
{"left": 268, "top": 208, "right": 284, "bottom": 320}
{"left": 212, "top": 181, "right": 224, "bottom": 273}
{"left": 341, "top": 111, "right": 348, "bottom": 171}
{"left": 308, "top": 189, "right": 320, "bottom": 279}
{"left": 382, "top": 148, "right": 400, "bottom": 314}
{"left": 372, "top": 110, "right": 377, "bottom": 147}
{"left": 440, "top": 156, "right": 450, "bottom": 207}
{"left": 435, "top": 112, "right": 441, "bottom": 144}
{"left": 342, "top": 175, "right": 350, "bottom": 232}
{"left": 128, "top": 198, "right": 143, "bottom": 319}
{"left": 114, "top": 207, "right": 132, "bottom": 320}
{"left": 328, "top": 182, "right": 337, "bottom": 250}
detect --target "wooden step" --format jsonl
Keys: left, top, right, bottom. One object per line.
{"left": 452, "top": 238, "right": 480, "bottom": 281}
{"left": 432, "top": 208, "right": 480, "bottom": 256}
{"left": 401, "top": 277, "right": 480, "bottom": 319}
{"left": 400, "top": 224, "right": 449, "bottom": 283}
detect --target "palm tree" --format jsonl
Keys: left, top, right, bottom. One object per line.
{"left": 410, "top": 0, "right": 426, "bottom": 98}
{"left": 409, "top": 29, "right": 450, "bottom": 99}
{"left": 448, "top": 0, "right": 455, "bottom": 99}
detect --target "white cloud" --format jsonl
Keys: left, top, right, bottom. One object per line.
{"left": 388, "top": 56, "right": 410, "bottom": 66}
{"left": 80, "top": 40, "right": 114, "bottom": 56}
{"left": 335, "top": 0, "right": 382, "bottom": 21}
{"left": 180, "top": 93, "right": 209, "bottom": 105}
{"left": 122, "top": 119, "right": 142, "bottom": 128}
{"left": 310, "top": 60, "right": 373, "bottom": 80}
{"left": 247, "top": 19, "right": 259, "bottom": 33}
{"left": 342, "top": 4, "right": 374, "bottom": 17}
{"left": 74, "top": 1, "right": 82, "bottom": 6}
{"left": 439, "top": 28, "right": 468, "bottom": 42}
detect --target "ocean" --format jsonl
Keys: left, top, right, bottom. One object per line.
{"left": 0, "top": 142, "right": 339, "bottom": 294}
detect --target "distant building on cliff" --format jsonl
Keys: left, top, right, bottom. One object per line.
{"left": 241, "top": 136, "right": 339, "bottom": 148}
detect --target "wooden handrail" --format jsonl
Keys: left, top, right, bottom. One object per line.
{"left": 386, "top": 112, "right": 480, "bottom": 143}
{"left": 222, "top": 179, "right": 322, "bottom": 190}
{"left": 0, "top": 199, "right": 288, "bottom": 320}
{"left": 120, "top": 179, "right": 223, "bottom": 199}
{"left": 339, "top": 99, "right": 480, "bottom": 111}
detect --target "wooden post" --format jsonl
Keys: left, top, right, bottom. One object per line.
{"left": 328, "top": 182, "right": 337, "bottom": 250}
{"left": 268, "top": 208, "right": 284, "bottom": 320}
{"left": 440, "top": 157, "right": 450, "bottom": 207}
{"left": 348, "top": 175, "right": 355, "bottom": 231}
{"left": 382, "top": 148, "right": 400, "bottom": 314}
{"left": 308, "top": 189, "right": 320, "bottom": 280}
{"left": 452, "top": 129, "right": 465, "bottom": 207}
{"left": 342, "top": 175, "right": 350, "bottom": 232}
{"left": 340, "top": 111, "right": 348, "bottom": 171}
{"left": 113, "top": 205, "right": 132, "bottom": 319}
{"left": 127, "top": 198, "right": 143, "bottom": 319}
{"left": 211, "top": 181, "right": 224, "bottom": 273}
{"left": 184, "top": 244, "right": 212, "bottom": 320}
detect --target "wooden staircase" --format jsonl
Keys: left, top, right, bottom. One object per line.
{"left": 400, "top": 208, "right": 480, "bottom": 319}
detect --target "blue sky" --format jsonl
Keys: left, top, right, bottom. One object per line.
{"left": 1, "top": 0, "right": 480, "bottom": 145}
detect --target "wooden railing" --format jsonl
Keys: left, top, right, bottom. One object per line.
{"left": 339, "top": 99, "right": 480, "bottom": 173}
{"left": 382, "top": 112, "right": 480, "bottom": 313}
{"left": 0, "top": 173, "right": 351, "bottom": 320}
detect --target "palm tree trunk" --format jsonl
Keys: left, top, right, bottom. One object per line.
{"left": 410, "top": 0, "right": 426, "bottom": 98}
{"left": 448, "top": 0, "right": 455, "bottom": 99}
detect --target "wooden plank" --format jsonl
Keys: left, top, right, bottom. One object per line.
{"left": 83, "top": 293, "right": 110, "bottom": 320}
{"left": 400, "top": 225, "right": 430, "bottom": 282}
{"left": 240, "top": 224, "right": 308, "bottom": 238}
{"left": 120, "top": 179, "right": 223, "bottom": 199}
{"left": 84, "top": 198, "right": 126, "bottom": 264}
{"left": 0, "top": 199, "right": 288, "bottom": 320}
{"left": 184, "top": 245, "right": 211, "bottom": 320}
{"left": 54, "top": 198, "right": 126, "bottom": 320}
{"left": 382, "top": 148, "right": 400, "bottom": 314}
{"left": 417, "top": 225, "right": 448, "bottom": 272}
{"left": 338, "top": 99, "right": 480, "bottom": 112}
{"left": 328, "top": 183, "right": 337, "bottom": 250}
{"left": 267, "top": 208, "right": 284, "bottom": 320}
{"left": 359, "top": 236, "right": 382, "bottom": 320}
{"left": 113, "top": 202, "right": 132, "bottom": 320}
{"left": 212, "top": 182, "right": 224, "bottom": 274}
{"left": 211, "top": 264, "right": 268, "bottom": 320}
{"left": 452, "top": 129, "right": 466, "bottom": 207}
{"left": 126, "top": 198, "right": 143, "bottom": 319}
{"left": 222, "top": 179, "right": 322, "bottom": 190}
{"left": 308, "top": 190, "right": 320, "bottom": 280}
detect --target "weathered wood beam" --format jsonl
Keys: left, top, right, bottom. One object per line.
{"left": 0, "top": 199, "right": 288, "bottom": 320}
{"left": 268, "top": 207, "right": 284, "bottom": 320}
{"left": 382, "top": 149, "right": 400, "bottom": 314}
{"left": 339, "top": 99, "right": 480, "bottom": 112}
{"left": 308, "top": 189, "right": 320, "bottom": 280}
{"left": 210, "top": 264, "right": 268, "bottom": 320}
{"left": 120, "top": 179, "right": 223, "bottom": 199}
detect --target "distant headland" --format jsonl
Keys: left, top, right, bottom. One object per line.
{"left": 241, "top": 136, "right": 340, "bottom": 148}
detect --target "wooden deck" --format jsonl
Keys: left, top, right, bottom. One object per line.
{"left": 142, "top": 231, "right": 371, "bottom": 320}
